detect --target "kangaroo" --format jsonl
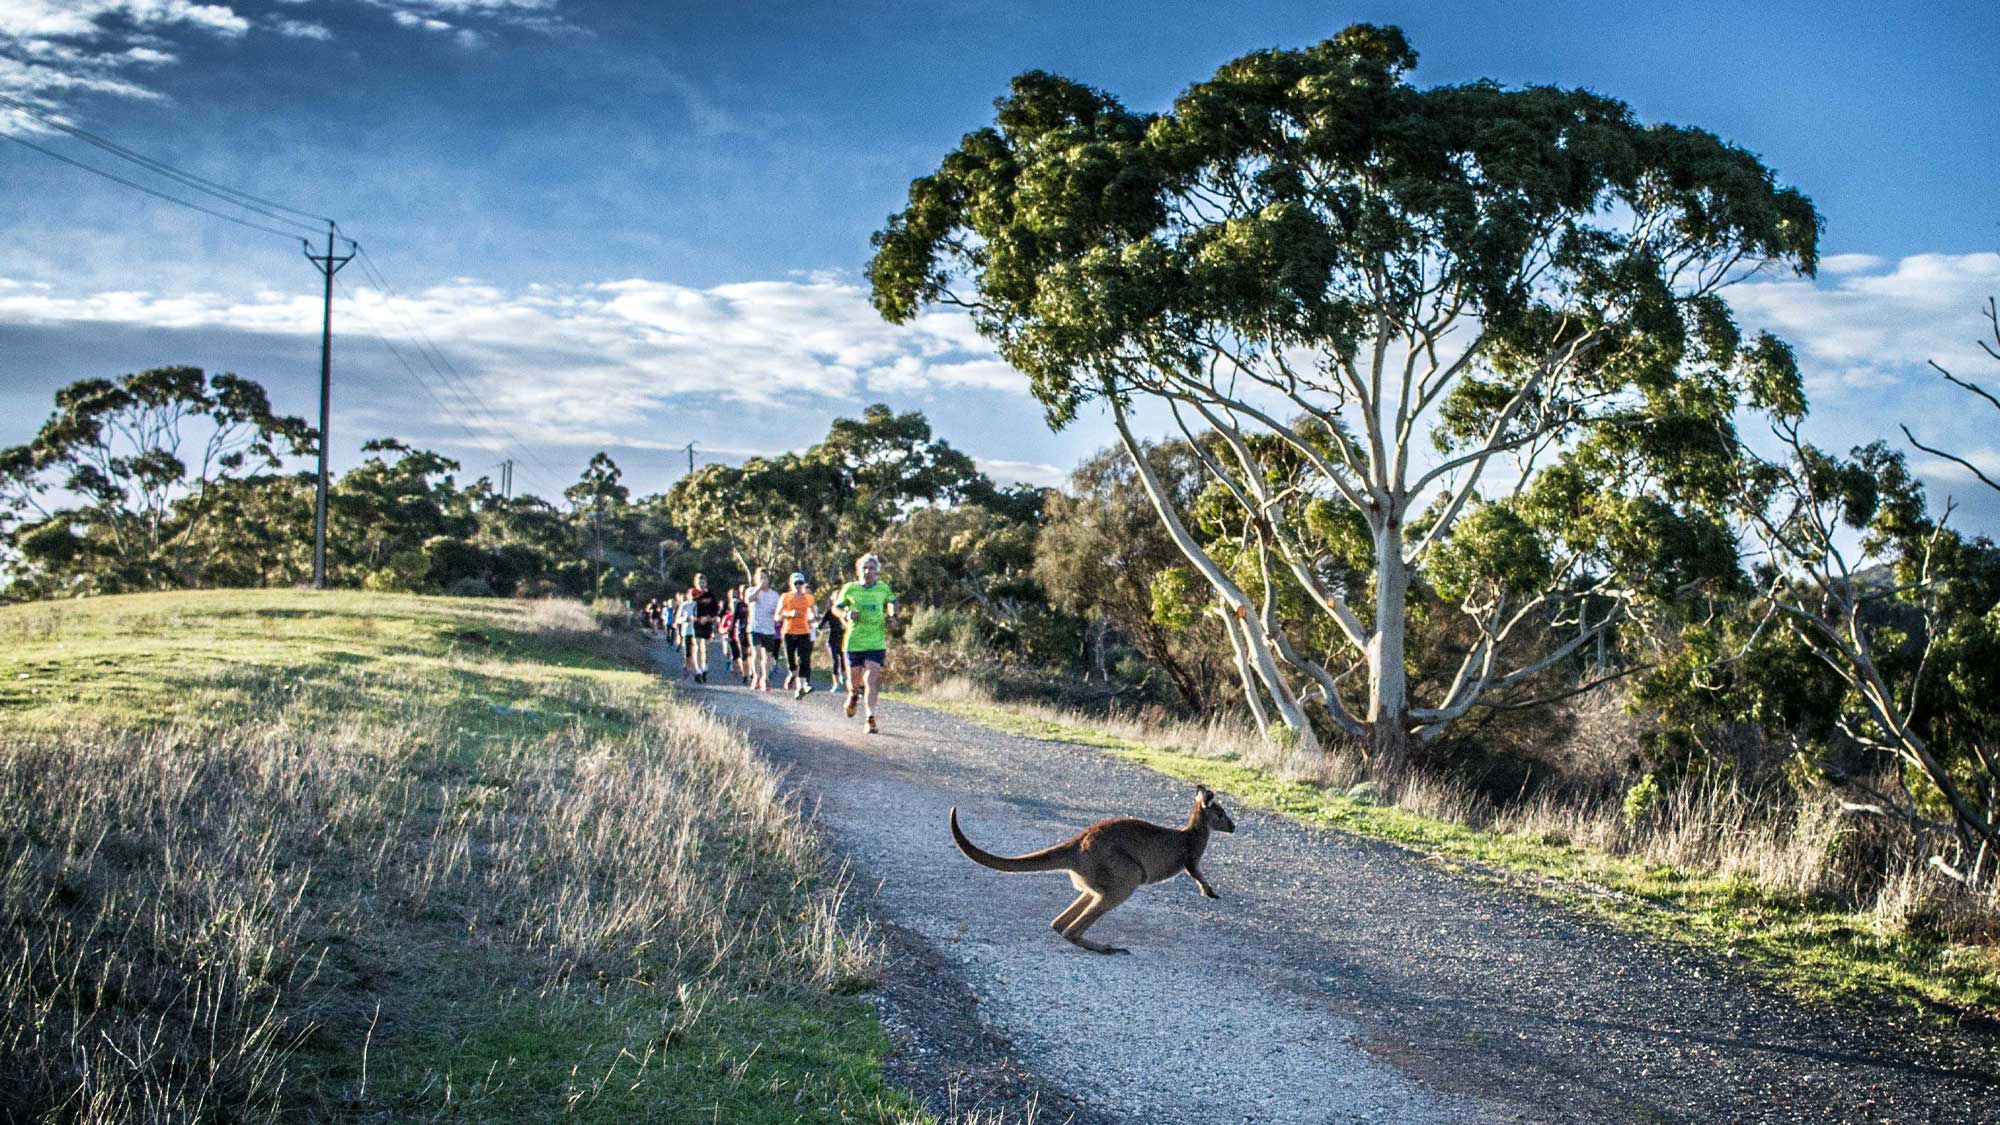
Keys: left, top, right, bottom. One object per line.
{"left": 948, "top": 785, "right": 1235, "bottom": 954}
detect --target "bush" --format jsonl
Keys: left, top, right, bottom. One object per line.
{"left": 361, "top": 549, "right": 429, "bottom": 593}
{"left": 1622, "top": 772, "right": 1662, "bottom": 829}
{"left": 906, "top": 606, "right": 982, "bottom": 651}
{"left": 445, "top": 576, "right": 495, "bottom": 598}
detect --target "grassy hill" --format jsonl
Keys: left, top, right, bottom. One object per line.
{"left": 0, "top": 590, "right": 917, "bottom": 1123}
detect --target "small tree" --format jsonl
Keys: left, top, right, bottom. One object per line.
{"left": 870, "top": 25, "right": 1818, "bottom": 762}
{"left": 565, "top": 452, "right": 630, "bottom": 597}
{"left": 1034, "top": 442, "right": 1228, "bottom": 712}
{"left": 1748, "top": 301, "right": 2000, "bottom": 882}
{"left": 1704, "top": 430, "right": 1999, "bottom": 883}
{"left": 0, "top": 366, "right": 311, "bottom": 596}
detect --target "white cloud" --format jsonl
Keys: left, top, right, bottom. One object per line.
{"left": 269, "top": 17, "right": 330, "bottom": 40}
{"left": 364, "top": 0, "right": 569, "bottom": 37}
{"left": 1819, "top": 253, "right": 1885, "bottom": 275}
{"left": 1729, "top": 251, "right": 2000, "bottom": 399}
{"left": 0, "top": 1, "right": 571, "bottom": 111}
{"left": 390, "top": 11, "right": 449, "bottom": 31}
{"left": 975, "top": 457, "right": 1067, "bottom": 488}
{"left": 0, "top": 0, "right": 246, "bottom": 110}
{"left": 0, "top": 271, "right": 1032, "bottom": 445}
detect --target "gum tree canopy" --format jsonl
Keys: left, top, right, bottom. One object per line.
{"left": 869, "top": 25, "right": 1819, "bottom": 761}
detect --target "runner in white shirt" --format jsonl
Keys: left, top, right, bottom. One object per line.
{"left": 745, "top": 567, "right": 784, "bottom": 691}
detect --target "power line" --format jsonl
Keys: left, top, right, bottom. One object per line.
{"left": 0, "top": 129, "right": 312, "bottom": 243}
{"left": 0, "top": 92, "right": 333, "bottom": 235}
{"left": 333, "top": 274, "right": 551, "bottom": 485}
{"left": 348, "top": 246, "right": 570, "bottom": 490}
{"left": 334, "top": 277, "right": 570, "bottom": 499}
{"left": 306, "top": 225, "right": 354, "bottom": 590}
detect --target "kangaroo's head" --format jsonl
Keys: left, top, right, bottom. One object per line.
{"left": 1195, "top": 785, "right": 1235, "bottom": 833}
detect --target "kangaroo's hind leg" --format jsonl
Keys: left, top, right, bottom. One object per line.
{"left": 1051, "top": 891, "right": 1092, "bottom": 935}
{"left": 1060, "top": 882, "right": 1135, "bottom": 954}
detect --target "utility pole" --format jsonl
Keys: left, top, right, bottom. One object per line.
{"left": 304, "top": 223, "right": 353, "bottom": 590}
{"left": 500, "top": 459, "right": 513, "bottom": 499}
{"left": 683, "top": 441, "right": 698, "bottom": 475}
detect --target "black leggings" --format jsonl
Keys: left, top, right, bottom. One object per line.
{"left": 784, "top": 634, "right": 813, "bottom": 681}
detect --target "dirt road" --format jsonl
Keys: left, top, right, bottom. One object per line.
{"left": 677, "top": 668, "right": 1998, "bottom": 1123}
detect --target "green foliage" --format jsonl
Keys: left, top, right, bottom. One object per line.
{"left": 905, "top": 605, "right": 988, "bottom": 658}
{"left": 1641, "top": 429, "right": 2000, "bottom": 874}
{"left": 1428, "top": 502, "right": 1550, "bottom": 604}
{"left": 871, "top": 25, "right": 1817, "bottom": 432}
{"left": 665, "top": 404, "right": 991, "bottom": 587}
{"left": 880, "top": 503, "right": 1043, "bottom": 647}
{"left": 1622, "top": 773, "right": 1662, "bottom": 828}
{"left": 363, "top": 548, "right": 431, "bottom": 593}
{"left": 1150, "top": 565, "right": 1203, "bottom": 630}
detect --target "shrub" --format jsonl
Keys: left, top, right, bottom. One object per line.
{"left": 1623, "top": 772, "right": 1662, "bottom": 828}
{"left": 906, "top": 606, "right": 980, "bottom": 650}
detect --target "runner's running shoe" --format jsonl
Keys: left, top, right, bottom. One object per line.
{"left": 844, "top": 691, "right": 859, "bottom": 718}
{"left": 866, "top": 716, "right": 878, "bottom": 735}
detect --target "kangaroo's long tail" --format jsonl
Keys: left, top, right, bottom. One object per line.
{"left": 949, "top": 807, "right": 1076, "bottom": 873}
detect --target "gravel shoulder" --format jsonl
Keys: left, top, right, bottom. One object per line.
{"left": 673, "top": 662, "right": 2000, "bottom": 1124}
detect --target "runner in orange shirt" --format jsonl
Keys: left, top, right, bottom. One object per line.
{"left": 779, "top": 571, "right": 817, "bottom": 699}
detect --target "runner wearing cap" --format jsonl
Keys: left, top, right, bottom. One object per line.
{"left": 833, "top": 553, "right": 897, "bottom": 734}
{"left": 779, "top": 571, "right": 817, "bottom": 699}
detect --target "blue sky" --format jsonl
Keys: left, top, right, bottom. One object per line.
{"left": 2, "top": 0, "right": 1997, "bottom": 528}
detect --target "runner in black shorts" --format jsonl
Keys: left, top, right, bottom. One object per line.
{"left": 686, "top": 573, "right": 720, "bottom": 684}
{"left": 817, "top": 599, "right": 847, "bottom": 693}
{"left": 730, "top": 585, "right": 751, "bottom": 679}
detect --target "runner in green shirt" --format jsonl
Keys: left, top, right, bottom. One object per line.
{"left": 833, "top": 553, "right": 897, "bottom": 734}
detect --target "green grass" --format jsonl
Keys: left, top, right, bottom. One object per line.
{"left": 1, "top": 590, "right": 926, "bottom": 1123}
{"left": 895, "top": 691, "right": 2000, "bottom": 1023}
{"left": 0, "top": 588, "right": 638, "bottom": 731}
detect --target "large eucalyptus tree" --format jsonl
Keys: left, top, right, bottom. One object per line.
{"left": 869, "top": 25, "right": 1819, "bottom": 761}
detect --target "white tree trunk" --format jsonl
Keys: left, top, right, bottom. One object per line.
{"left": 1221, "top": 605, "right": 1273, "bottom": 740}
{"left": 1368, "top": 516, "right": 1411, "bottom": 763}
{"left": 1111, "top": 402, "right": 1322, "bottom": 754}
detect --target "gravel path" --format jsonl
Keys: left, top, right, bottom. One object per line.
{"left": 671, "top": 661, "right": 2000, "bottom": 1123}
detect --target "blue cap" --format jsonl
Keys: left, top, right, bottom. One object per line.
{"left": 790, "top": 571, "right": 806, "bottom": 584}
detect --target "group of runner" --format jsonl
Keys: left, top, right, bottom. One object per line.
{"left": 641, "top": 554, "right": 897, "bottom": 733}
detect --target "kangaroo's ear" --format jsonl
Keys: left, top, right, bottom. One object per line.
{"left": 1196, "top": 784, "right": 1213, "bottom": 802}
